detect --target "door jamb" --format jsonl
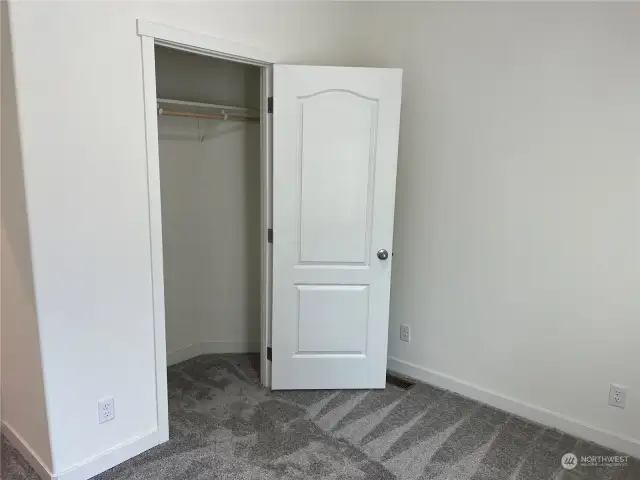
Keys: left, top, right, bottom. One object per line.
{"left": 137, "top": 20, "right": 275, "bottom": 443}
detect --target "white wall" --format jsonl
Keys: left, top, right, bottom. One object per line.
{"left": 159, "top": 133, "right": 261, "bottom": 359}
{"left": 364, "top": 3, "right": 640, "bottom": 455}
{"left": 156, "top": 48, "right": 261, "bottom": 360}
{"left": 5, "top": 0, "right": 362, "bottom": 476}
{"left": 1, "top": 3, "right": 53, "bottom": 474}
{"left": 158, "top": 137, "right": 204, "bottom": 358}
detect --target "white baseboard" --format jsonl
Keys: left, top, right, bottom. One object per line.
{"left": 2, "top": 421, "right": 166, "bottom": 480}
{"left": 167, "top": 340, "right": 260, "bottom": 366}
{"left": 387, "top": 356, "right": 640, "bottom": 459}
{"left": 2, "top": 421, "right": 54, "bottom": 480}
{"left": 54, "top": 429, "right": 165, "bottom": 480}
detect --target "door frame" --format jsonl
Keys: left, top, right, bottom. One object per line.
{"left": 137, "top": 20, "right": 276, "bottom": 442}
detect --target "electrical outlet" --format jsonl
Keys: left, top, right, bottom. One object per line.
{"left": 400, "top": 324, "right": 411, "bottom": 342}
{"left": 608, "top": 384, "right": 627, "bottom": 409}
{"left": 98, "top": 397, "right": 115, "bottom": 424}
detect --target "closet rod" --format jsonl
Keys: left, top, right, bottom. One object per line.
{"left": 157, "top": 97, "right": 257, "bottom": 114}
{"left": 158, "top": 109, "right": 259, "bottom": 123}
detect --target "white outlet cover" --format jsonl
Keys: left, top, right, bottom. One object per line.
{"left": 400, "top": 324, "right": 411, "bottom": 342}
{"left": 98, "top": 397, "right": 115, "bottom": 423}
{"left": 608, "top": 384, "right": 627, "bottom": 409}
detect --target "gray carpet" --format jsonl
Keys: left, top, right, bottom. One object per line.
{"left": 2, "top": 354, "right": 638, "bottom": 479}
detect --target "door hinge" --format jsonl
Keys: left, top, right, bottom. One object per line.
{"left": 268, "top": 97, "right": 273, "bottom": 114}
{"left": 268, "top": 228, "right": 273, "bottom": 244}
{"left": 266, "top": 346, "right": 272, "bottom": 361}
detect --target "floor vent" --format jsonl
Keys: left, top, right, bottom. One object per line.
{"left": 386, "top": 372, "right": 416, "bottom": 390}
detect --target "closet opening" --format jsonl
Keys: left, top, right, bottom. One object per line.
{"left": 153, "top": 45, "right": 269, "bottom": 384}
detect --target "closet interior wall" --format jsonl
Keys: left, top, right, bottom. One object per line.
{"left": 155, "top": 46, "right": 261, "bottom": 363}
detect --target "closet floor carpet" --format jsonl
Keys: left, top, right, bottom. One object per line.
{"left": 2, "top": 354, "right": 639, "bottom": 480}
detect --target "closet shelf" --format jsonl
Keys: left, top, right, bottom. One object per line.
{"left": 157, "top": 98, "right": 260, "bottom": 122}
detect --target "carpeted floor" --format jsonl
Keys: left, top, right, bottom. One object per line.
{"left": 2, "top": 354, "right": 638, "bottom": 479}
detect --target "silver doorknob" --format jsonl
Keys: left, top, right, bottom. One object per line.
{"left": 377, "top": 249, "right": 389, "bottom": 260}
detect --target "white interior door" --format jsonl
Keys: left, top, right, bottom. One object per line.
{"left": 271, "top": 65, "right": 403, "bottom": 390}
